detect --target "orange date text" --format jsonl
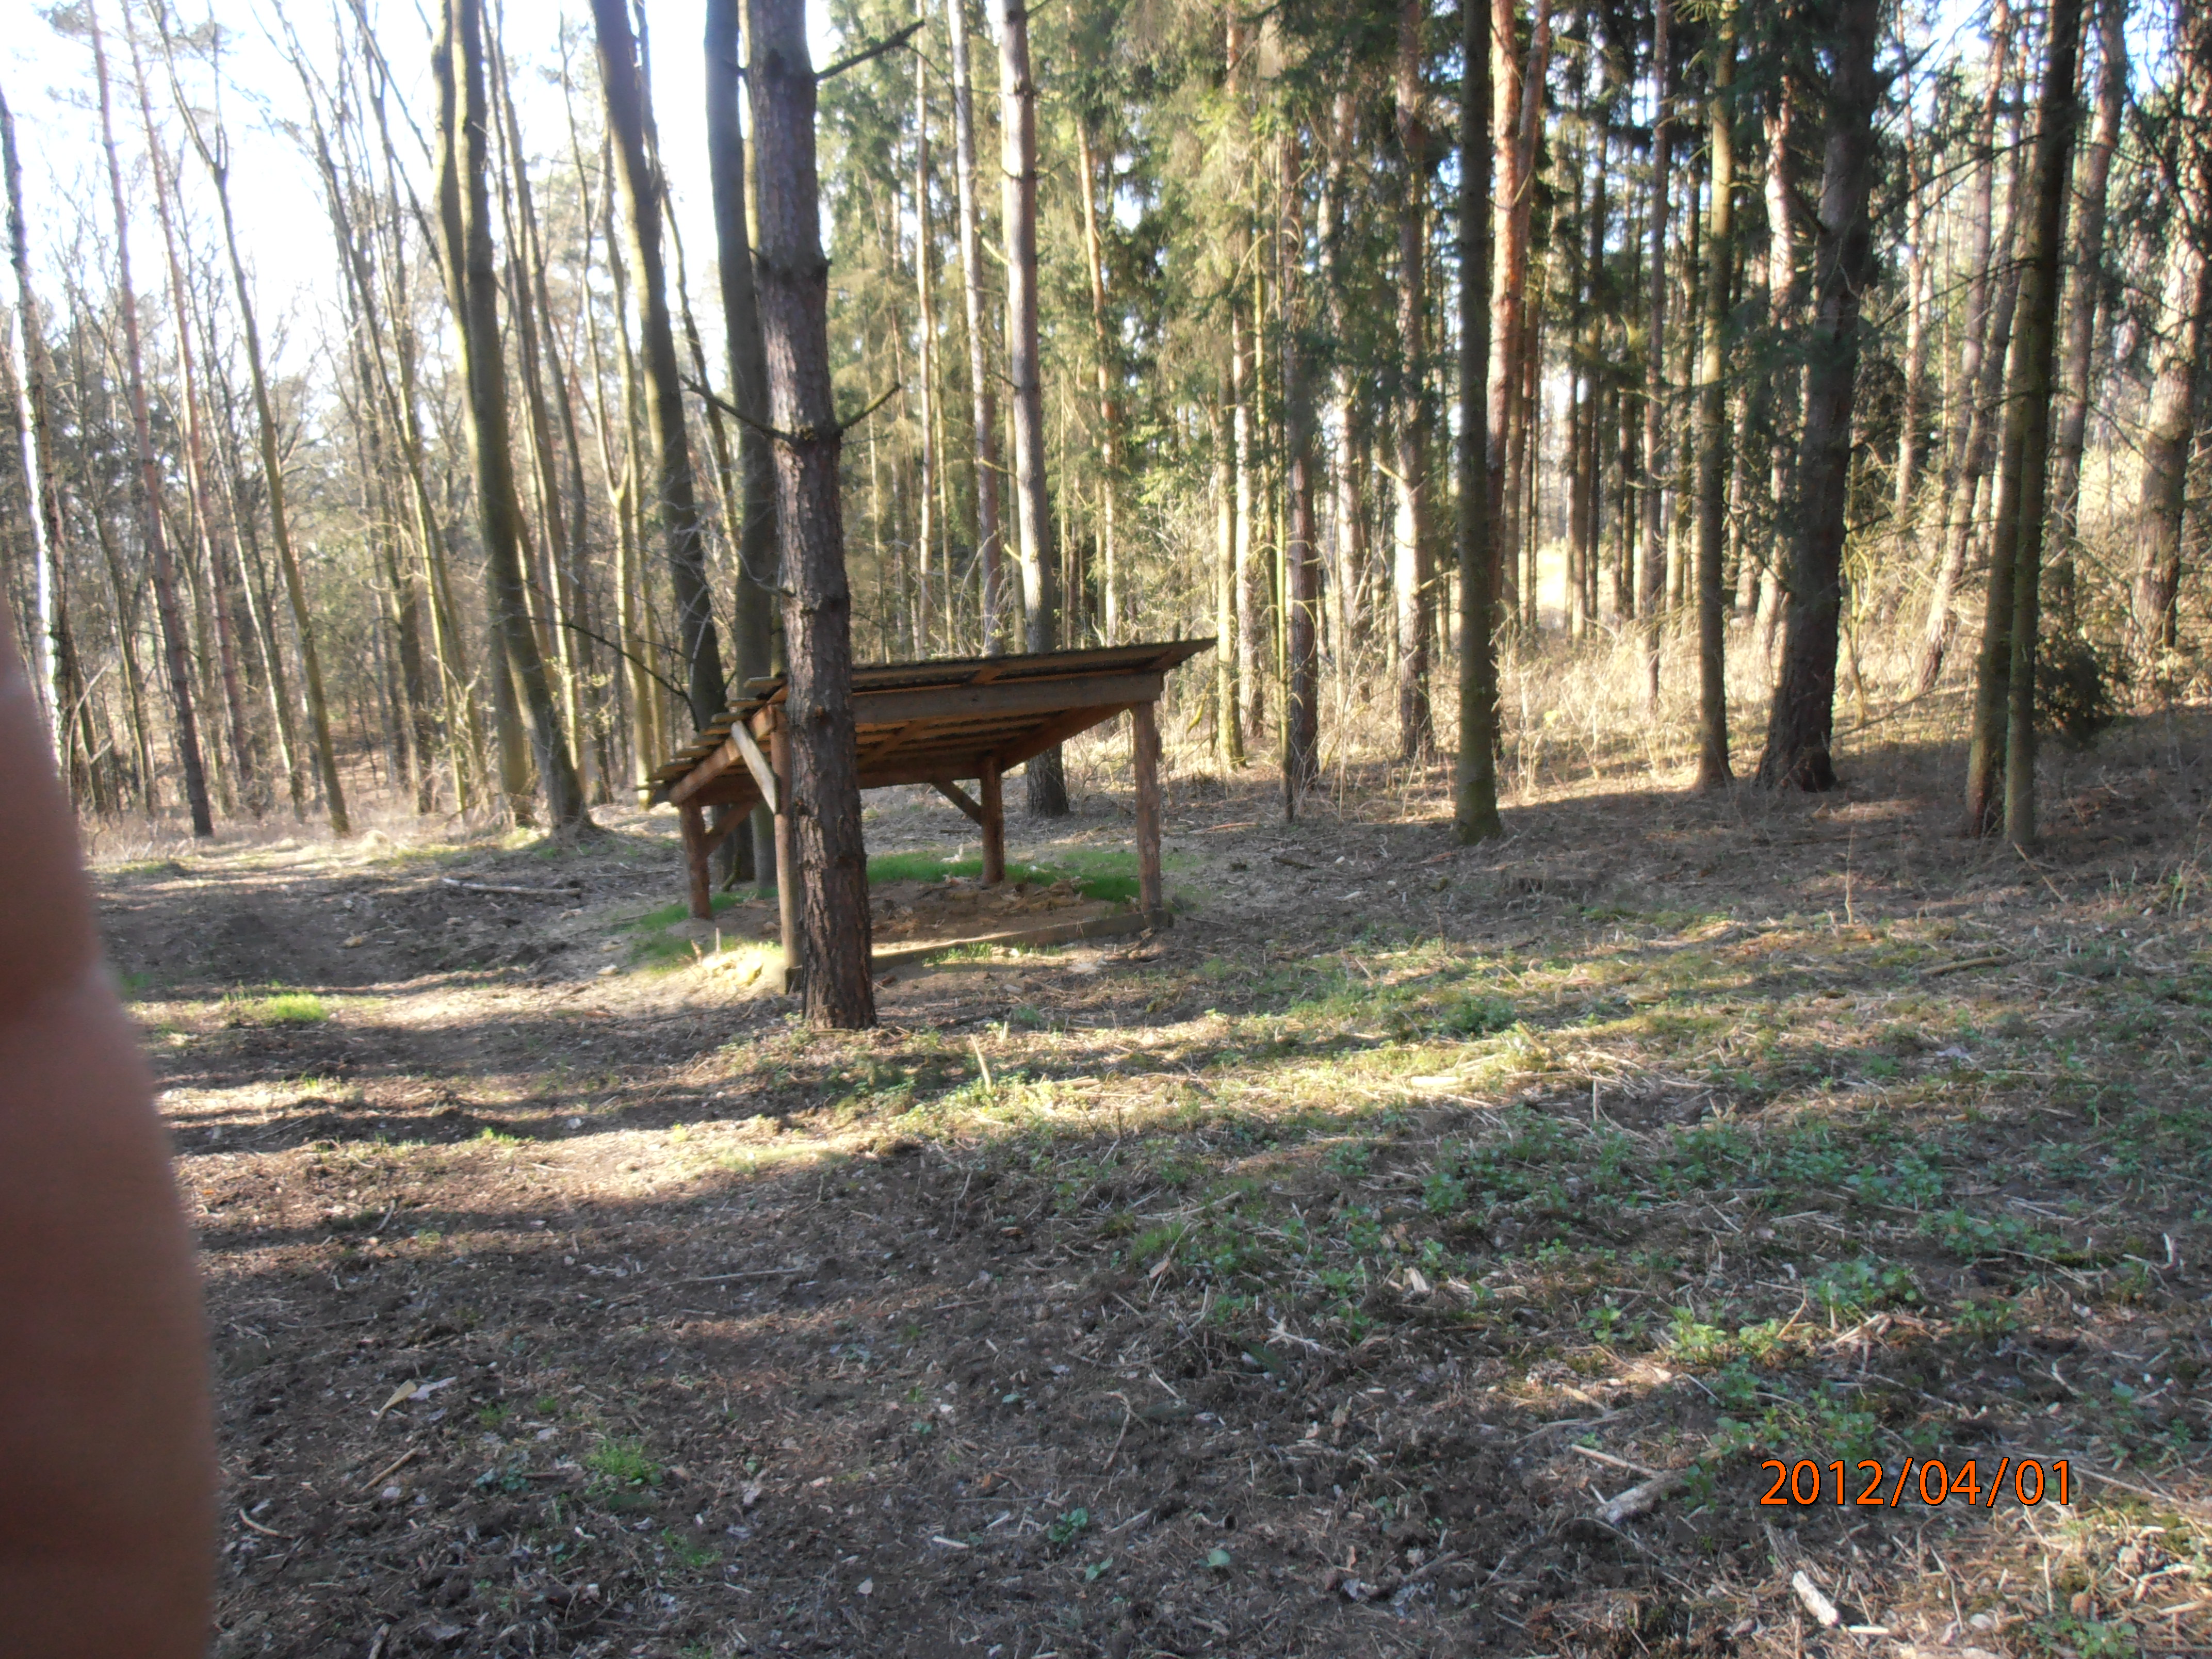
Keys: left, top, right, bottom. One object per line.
{"left": 1758, "top": 1457, "right": 2069, "bottom": 1509}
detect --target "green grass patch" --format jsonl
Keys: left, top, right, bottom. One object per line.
{"left": 240, "top": 992, "right": 330, "bottom": 1026}
{"left": 869, "top": 850, "right": 1142, "bottom": 905}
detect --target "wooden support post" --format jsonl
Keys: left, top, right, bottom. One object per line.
{"left": 1131, "top": 702, "right": 1162, "bottom": 917}
{"left": 980, "top": 755, "right": 1006, "bottom": 886}
{"left": 680, "top": 802, "right": 714, "bottom": 920}
{"left": 770, "top": 709, "right": 800, "bottom": 992}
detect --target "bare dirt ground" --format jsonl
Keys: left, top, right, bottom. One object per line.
{"left": 98, "top": 714, "right": 2212, "bottom": 1659}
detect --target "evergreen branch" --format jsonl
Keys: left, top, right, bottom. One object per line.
{"left": 816, "top": 20, "right": 924, "bottom": 83}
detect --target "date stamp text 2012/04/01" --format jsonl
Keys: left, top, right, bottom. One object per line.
{"left": 1760, "top": 1457, "right": 2072, "bottom": 1509}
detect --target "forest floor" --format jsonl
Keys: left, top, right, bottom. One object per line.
{"left": 99, "top": 706, "right": 2212, "bottom": 1659}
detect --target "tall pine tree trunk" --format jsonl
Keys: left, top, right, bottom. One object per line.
{"left": 1281, "top": 127, "right": 1319, "bottom": 807}
{"left": 993, "top": 0, "right": 1065, "bottom": 814}
{"left": 1077, "top": 115, "right": 1120, "bottom": 645}
{"left": 1914, "top": 4, "right": 2015, "bottom": 693}
{"left": 2047, "top": 0, "right": 2126, "bottom": 621}
{"left": 1393, "top": 0, "right": 1433, "bottom": 759}
{"left": 2128, "top": 1, "right": 2210, "bottom": 674}
{"left": 707, "top": 0, "right": 780, "bottom": 883}
{"left": 913, "top": 41, "right": 939, "bottom": 654}
{"left": 1637, "top": 0, "right": 1672, "bottom": 705}
{"left": 946, "top": 0, "right": 1005, "bottom": 654}
{"left": 1966, "top": 0, "right": 2084, "bottom": 839}
{"left": 1754, "top": 0, "right": 1882, "bottom": 791}
{"left": 745, "top": 0, "right": 875, "bottom": 1027}
{"left": 1692, "top": 15, "right": 1736, "bottom": 792}
{"left": 1455, "top": 0, "right": 1500, "bottom": 843}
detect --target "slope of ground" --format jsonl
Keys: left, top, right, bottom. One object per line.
{"left": 98, "top": 720, "right": 2212, "bottom": 1659}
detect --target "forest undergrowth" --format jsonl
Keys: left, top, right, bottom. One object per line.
{"left": 100, "top": 684, "right": 2212, "bottom": 1659}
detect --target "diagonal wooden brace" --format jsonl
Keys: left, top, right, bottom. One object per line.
{"left": 931, "top": 777, "right": 985, "bottom": 823}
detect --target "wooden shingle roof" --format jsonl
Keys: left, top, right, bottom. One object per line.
{"left": 650, "top": 639, "right": 1212, "bottom": 811}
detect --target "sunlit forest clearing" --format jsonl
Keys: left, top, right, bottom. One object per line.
{"left": 95, "top": 696, "right": 2212, "bottom": 1658}
{"left": 11, "top": 0, "right": 2212, "bottom": 1649}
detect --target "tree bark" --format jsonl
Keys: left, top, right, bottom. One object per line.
{"left": 88, "top": 0, "right": 212, "bottom": 837}
{"left": 2128, "top": 2, "right": 2210, "bottom": 673}
{"left": 2, "top": 83, "right": 73, "bottom": 780}
{"left": 2047, "top": 0, "right": 2126, "bottom": 621}
{"left": 745, "top": 0, "right": 875, "bottom": 1027}
{"left": 1986, "top": 0, "right": 2085, "bottom": 845}
{"left": 706, "top": 0, "right": 780, "bottom": 883}
{"left": 1077, "top": 115, "right": 1120, "bottom": 645}
{"left": 1281, "top": 127, "right": 1319, "bottom": 808}
{"left": 1914, "top": 3, "right": 2015, "bottom": 694}
{"left": 594, "top": 0, "right": 726, "bottom": 736}
{"left": 993, "top": 0, "right": 1065, "bottom": 814}
{"left": 1393, "top": 0, "right": 1433, "bottom": 760}
{"left": 1322, "top": 89, "right": 1364, "bottom": 683}
{"left": 435, "top": 0, "right": 587, "bottom": 830}
{"left": 1892, "top": 99, "right": 1932, "bottom": 524}
{"left": 1692, "top": 15, "right": 1736, "bottom": 792}
{"left": 1211, "top": 385, "right": 1243, "bottom": 766}
{"left": 913, "top": 37, "right": 939, "bottom": 654}
{"left": 1455, "top": 0, "right": 1500, "bottom": 843}
{"left": 946, "top": 0, "right": 1005, "bottom": 655}
{"left": 1754, "top": 0, "right": 1882, "bottom": 792}
{"left": 1637, "top": 0, "right": 1672, "bottom": 705}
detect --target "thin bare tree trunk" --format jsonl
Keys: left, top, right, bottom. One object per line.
{"left": 1914, "top": 2, "right": 2015, "bottom": 694}
{"left": 1455, "top": 0, "right": 1499, "bottom": 843}
{"left": 2, "top": 84, "right": 73, "bottom": 779}
{"left": 2129, "top": 2, "right": 2211, "bottom": 673}
{"left": 134, "top": 39, "right": 258, "bottom": 815}
{"left": 1492, "top": 0, "right": 1550, "bottom": 632}
{"left": 1693, "top": 15, "right": 1736, "bottom": 792}
{"left": 1966, "top": 0, "right": 2084, "bottom": 839}
{"left": 1212, "top": 386, "right": 1242, "bottom": 765}
{"left": 1321, "top": 89, "right": 1363, "bottom": 684}
{"left": 706, "top": 0, "right": 779, "bottom": 882}
{"left": 166, "top": 29, "right": 349, "bottom": 833}
{"left": 946, "top": 0, "right": 1004, "bottom": 655}
{"left": 1076, "top": 115, "right": 1120, "bottom": 645}
{"left": 88, "top": 0, "right": 212, "bottom": 836}
{"left": 594, "top": 0, "right": 726, "bottom": 736}
{"left": 1892, "top": 100, "right": 1932, "bottom": 524}
{"left": 436, "top": 0, "right": 586, "bottom": 829}
{"left": 1637, "top": 0, "right": 1672, "bottom": 705}
{"left": 2047, "top": 0, "right": 2127, "bottom": 621}
{"left": 1393, "top": 0, "right": 1432, "bottom": 760}
{"left": 913, "top": 39, "right": 938, "bottom": 655}
{"left": 992, "top": 0, "right": 1065, "bottom": 814}
{"left": 744, "top": 0, "right": 875, "bottom": 1027}
{"left": 1281, "top": 127, "right": 1319, "bottom": 808}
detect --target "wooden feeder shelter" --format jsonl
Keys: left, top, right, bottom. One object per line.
{"left": 648, "top": 640, "right": 1212, "bottom": 979}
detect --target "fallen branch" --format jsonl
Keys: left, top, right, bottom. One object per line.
{"left": 1570, "top": 1443, "right": 1661, "bottom": 1479}
{"left": 357, "top": 1446, "right": 421, "bottom": 1493}
{"left": 1596, "top": 1468, "right": 1690, "bottom": 1525}
{"left": 237, "top": 1506, "right": 297, "bottom": 1540}
{"left": 442, "top": 877, "right": 581, "bottom": 898}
